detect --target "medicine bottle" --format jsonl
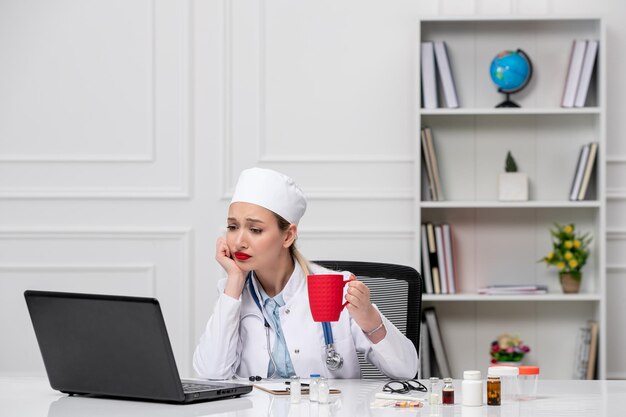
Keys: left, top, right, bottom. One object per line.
{"left": 442, "top": 377, "right": 454, "bottom": 405}
{"left": 461, "top": 370, "right": 482, "bottom": 407}
{"left": 487, "top": 376, "right": 501, "bottom": 406}
{"left": 429, "top": 377, "right": 441, "bottom": 405}
{"left": 317, "top": 376, "right": 330, "bottom": 404}
{"left": 290, "top": 376, "right": 301, "bottom": 404}
{"left": 309, "top": 374, "right": 320, "bottom": 402}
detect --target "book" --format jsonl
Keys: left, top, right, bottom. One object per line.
{"left": 434, "top": 225, "right": 448, "bottom": 294}
{"left": 574, "top": 40, "right": 599, "bottom": 108}
{"left": 577, "top": 142, "right": 598, "bottom": 200}
{"left": 420, "top": 224, "right": 434, "bottom": 294}
{"left": 426, "top": 222, "right": 441, "bottom": 294}
{"left": 420, "top": 316, "right": 431, "bottom": 378}
{"left": 421, "top": 128, "right": 438, "bottom": 201}
{"left": 433, "top": 41, "right": 459, "bottom": 108}
{"left": 561, "top": 40, "right": 587, "bottom": 108}
{"left": 569, "top": 143, "right": 590, "bottom": 201}
{"left": 421, "top": 41, "right": 438, "bottom": 109}
{"left": 586, "top": 320, "right": 599, "bottom": 380}
{"left": 423, "top": 307, "right": 451, "bottom": 378}
{"left": 442, "top": 224, "right": 456, "bottom": 294}
{"left": 424, "top": 127, "right": 444, "bottom": 201}
{"left": 573, "top": 325, "right": 589, "bottom": 379}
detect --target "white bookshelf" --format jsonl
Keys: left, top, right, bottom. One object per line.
{"left": 416, "top": 17, "right": 606, "bottom": 380}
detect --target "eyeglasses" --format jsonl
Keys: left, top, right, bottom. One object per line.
{"left": 382, "top": 379, "right": 428, "bottom": 394}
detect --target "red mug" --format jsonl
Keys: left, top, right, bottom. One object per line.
{"left": 307, "top": 274, "right": 353, "bottom": 322}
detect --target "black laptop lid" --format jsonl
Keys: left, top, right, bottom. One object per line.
{"left": 24, "top": 290, "right": 185, "bottom": 402}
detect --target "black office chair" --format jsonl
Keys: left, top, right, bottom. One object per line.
{"left": 312, "top": 260, "right": 422, "bottom": 379}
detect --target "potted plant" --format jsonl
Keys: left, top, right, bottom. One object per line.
{"left": 498, "top": 151, "right": 528, "bottom": 201}
{"left": 540, "top": 223, "right": 592, "bottom": 293}
{"left": 490, "top": 334, "right": 530, "bottom": 364}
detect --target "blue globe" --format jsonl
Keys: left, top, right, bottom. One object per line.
{"left": 489, "top": 50, "right": 532, "bottom": 93}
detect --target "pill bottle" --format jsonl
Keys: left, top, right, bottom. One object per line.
{"left": 517, "top": 366, "right": 540, "bottom": 400}
{"left": 317, "top": 376, "right": 330, "bottom": 404}
{"left": 309, "top": 374, "right": 320, "bottom": 402}
{"left": 429, "top": 377, "right": 441, "bottom": 405}
{"left": 290, "top": 376, "right": 301, "bottom": 404}
{"left": 488, "top": 365, "right": 519, "bottom": 403}
{"left": 487, "top": 376, "right": 501, "bottom": 406}
{"left": 461, "top": 370, "right": 482, "bottom": 407}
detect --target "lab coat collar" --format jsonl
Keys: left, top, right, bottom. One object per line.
{"left": 249, "top": 259, "right": 304, "bottom": 307}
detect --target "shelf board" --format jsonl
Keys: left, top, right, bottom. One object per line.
{"left": 420, "top": 200, "right": 601, "bottom": 209}
{"left": 420, "top": 107, "right": 601, "bottom": 116}
{"left": 423, "top": 294, "right": 602, "bottom": 302}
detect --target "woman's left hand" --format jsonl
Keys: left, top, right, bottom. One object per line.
{"left": 345, "top": 275, "right": 385, "bottom": 339}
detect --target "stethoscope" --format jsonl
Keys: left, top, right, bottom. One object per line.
{"left": 245, "top": 273, "right": 344, "bottom": 375}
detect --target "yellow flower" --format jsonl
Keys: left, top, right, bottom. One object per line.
{"left": 547, "top": 251, "right": 554, "bottom": 260}
{"left": 564, "top": 225, "right": 573, "bottom": 234}
{"left": 569, "top": 259, "right": 578, "bottom": 269}
{"left": 564, "top": 252, "right": 573, "bottom": 260}
{"left": 573, "top": 240, "right": 581, "bottom": 248}
{"left": 557, "top": 262, "right": 566, "bottom": 270}
{"left": 564, "top": 241, "right": 573, "bottom": 249}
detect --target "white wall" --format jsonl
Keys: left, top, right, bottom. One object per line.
{"left": 2, "top": 0, "right": 625, "bottom": 378}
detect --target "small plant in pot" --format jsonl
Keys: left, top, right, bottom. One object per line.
{"left": 540, "top": 223, "right": 592, "bottom": 293}
{"left": 499, "top": 151, "right": 528, "bottom": 201}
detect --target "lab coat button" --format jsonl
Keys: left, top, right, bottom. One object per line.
{"left": 294, "top": 349, "right": 300, "bottom": 354}
{"left": 285, "top": 308, "right": 290, "bottom": 314}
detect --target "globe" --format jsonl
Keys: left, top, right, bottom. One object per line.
{"left": 489, "top": 49, "right": 533, "bottom": 107}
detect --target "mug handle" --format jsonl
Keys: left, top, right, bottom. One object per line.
{"left": 341, "top": 275, "right": 356, "bottom": 309}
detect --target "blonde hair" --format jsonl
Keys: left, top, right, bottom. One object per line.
{"left": 274, "top": 213, "right": 311, "bottom": 276}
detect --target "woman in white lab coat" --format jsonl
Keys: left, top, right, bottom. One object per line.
{"left": 193, "top": 167, "right": 418, "bottom": 380}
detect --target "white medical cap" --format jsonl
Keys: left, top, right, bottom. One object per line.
{"left": 231, "top": 167, "right": 307, "bottom": 225}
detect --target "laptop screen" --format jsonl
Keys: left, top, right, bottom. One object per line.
{"left": 25, "top": 290, "right": 185, "bottom": 402}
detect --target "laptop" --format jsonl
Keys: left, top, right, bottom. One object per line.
{"left": 24, "top": 290, "right": 252, "bottom": 404}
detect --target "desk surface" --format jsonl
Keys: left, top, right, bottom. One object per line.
{"left": 2, "top": 377, "right": 626, "bottom": 417}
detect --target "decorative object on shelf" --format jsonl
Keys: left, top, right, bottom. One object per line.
{"left": 490, "top": 334, "right": 530, "bottom": 364}
{"left": 540, "top": 223, "right": 592, "bottom": 294}
{"left": 489, "top": 49, "right": 533, "bottom": 108}
{"left": 498, "top": 151, "right": 528, "bottom": 201}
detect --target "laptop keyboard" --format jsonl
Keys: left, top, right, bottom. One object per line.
{"left": 182, "top": 382, "right": 222, "bottom": 393}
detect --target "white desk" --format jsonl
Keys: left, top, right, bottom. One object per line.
{"left": 2, "top": 377, "right": 626, "bottom": 417}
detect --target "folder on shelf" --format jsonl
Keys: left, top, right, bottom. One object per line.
{"left": 574, "top": 40, "right": 599, "bottom": 107}
{"left": 424, "top": 128, "right": 444, "bottom": 201}
{"left": 434, "top": 225, "right": 448, "bottom": 294}
{"left": 562, "top": 40, "right": 587, "bottom": 108}
{"left": 569, "top": 144, "right": 590, "bottom": 201}
{"left": 421, "top": 128, "right": 438, "bottom": 201}
{"left": 423, "top": 307, "right": 451, "bottom": 378}
{"left": 421, "top": 41, "right": 438, "bottom": 109}
{"left": 586, "top": 320, "right": 599, "bottom": 380}
{"left": 419, "top": 316, "right": 431, "bottom": 378}
{"left": 577, "top": 142, "right": 598, "bottom": 200}
{"left": 433, "top": 41, "right": 459, "bottom": 108}
{"left": 442, "top": 224, "right": 456, "bottom": 294}
{"left": 426, "top": 222, "right": 441, "bottom": 294}
{"left": 420, "top": 224, "right": 434, "bottom": 294}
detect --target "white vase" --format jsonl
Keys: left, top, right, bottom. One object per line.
{"left": 499, "top": 172, "right": 528, "bottom": 201}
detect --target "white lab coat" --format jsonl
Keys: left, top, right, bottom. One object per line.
{"left": 193, "top": 261, "right": 418, "bottom": 380}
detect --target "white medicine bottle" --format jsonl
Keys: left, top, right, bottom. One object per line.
{"left": 461, "top": 370, "right": 483, "bottom": 407}
{"left": 309, "top": 374, "right": 320, "bottom": 402}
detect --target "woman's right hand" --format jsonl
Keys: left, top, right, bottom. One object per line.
{"left": 215, "top": 236, "right": 246, "bottom": 298}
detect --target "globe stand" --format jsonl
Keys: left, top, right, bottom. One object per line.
{"left": 495, "top": 91, "right": 520, "bottom": 108}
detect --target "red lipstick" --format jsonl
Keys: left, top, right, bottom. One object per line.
{"left": 234, "top": 252, "right": 251, "bottom": 261}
